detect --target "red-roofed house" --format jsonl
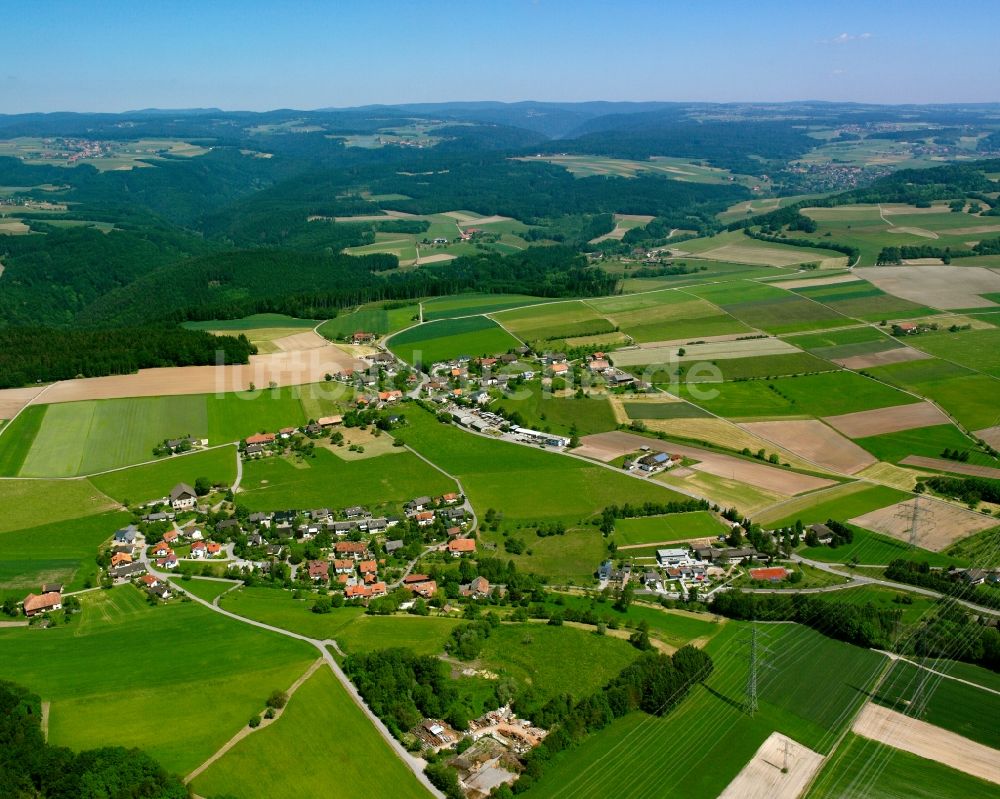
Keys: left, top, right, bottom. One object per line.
{"left": 334, "top": 559, "right": 355, "bottom": 574}
{"left": 206, "top": 542, "right": 222, "bottom": 557}
{"left": 23, "top": 592, "right": 62, "bottom": 617}
{"left": 415, "top": 511, "right": 434, "bottom": 527}
{"left": 370, "top": 581, "right": 387, "bottom": 598}
{"left": 140, "top": 574, "right": 159, "bottom": 589}
{"left": 448, "top": 538, "right": 476, "bottom": 556}
{"left": 308, "top": 560, "right": 330, "bottom": 582}
{"left": 345, "top": 584, "right": 373, "bottom": 600}
{"left": 403, "top": 574, "right": 430, "bottom": 585}
{"left": 335, "top": 541, "right": 368, "bottom": 558}
{"left": 408, "top": 580, "right": 437, "bottom": 598}
{"left": 246, "top": 433, "right": 276, "bottom": 446}
{"left": 162, "top": 530, "right": 179, "bottom": 544}
{"left": 378, "top": 390, "right": 403, "bottom": 403}
{"left": 110, "top": 552, "right": 132, "bottom": 568}
{"left": 151, "top": 543, "right": 172, "bottom": 558}
{"left": 359, "top": 560, "right": 377, "bottom": 576}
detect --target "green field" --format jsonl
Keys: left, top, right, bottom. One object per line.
{"left": 587, "top": 290, "right": 752, "bottom": 342}
{"left": 686, "top": 352, "right": 837, "bottom": 382}
{"left": 0, "top": 478, "right": 116, "bottom": 534}
{"left": 479, "top": 622, "right": 640, "bottom": 701}
{"left": 756, "top": 483, "right": 907, "bottom": 527}
{"left": 614, "top": 511, "right": 727, "bottom": 547}
{"left": 0, "top": 584, "right": 316, "bottom": 775}
{"left": 423, "top": 292, "right": 547, "bottom": 320}
{"left": 335, "top": 614, "right": 464, "bottom": 656}
{"left": 493, "top": 381, "right": 617, "bottom": 437}
{"left": 0, "top": 510, "right": 131, "bottom": 600}
{"left": 238, "top": 447, "right": 454, "bottom": 513}
{"left": 907, "top": 327, "right": 1000, "bottom": 378}
{"left": 388, "top": 316, "right": 521, "bottom": 366}
{"left": 797, "top": 525, "right": 961, "bottom": 568}
{"left": 184, "top": 313, "right": 319, "bottom": 331}
{"left": 868, "top": 359, "right": 1000, "bottom": 431}
{"left": 621, "top": 401, "right": 712, "bottom": 419}
{"left": 806, "top": 733, "right": 996, "bottom": 799}
{"left": 221, "top": 587, "right": 366, "bottom": 639}
{"left": 687, "top": 281, "right": 855, "bottom": 335}
{"left": 400, "top": 407, "right": 689, "bottom": 579}
{"left": 872, "top": 659, "right": 1000, "bottom": 749}
{"left": 11, "top": 389, "right": 309, "bottom": 478}
{"left": 788, "top": 325, "right": 894, "bottom": 352}
{"left": 794, "top": 280, "right": 937, "bottom": 321}
{"left": 524, "top": 623, "right": 887, "bottom": 799}
{"left": 192, "top": 666, "right": 430, "bottom": 799}
{"left": 174, "top": 576, "right": 241, "bottom": 603}
{"left": 317, "top": 303, "right": 420, "bottom": 338}
{"left": 832, "top": 584, "right": 938, "bottom": 625}
{"left": 90, "top": 445, "right": 237, "bottom": 504}
{"left": 676, "top": 371, "right": 918, "bottom": 419}
{"left": 494, "top": 300, "right": 616, "bottom": 341}
{"left": 855, "top": 424, "right": 1000, "bottom": 468}
{"left": 0, "top": 404, "right": 47, "bottom": 476}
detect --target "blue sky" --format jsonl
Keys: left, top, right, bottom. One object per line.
{"left": 3, "top": 0, "right": 997, "bottom": 112}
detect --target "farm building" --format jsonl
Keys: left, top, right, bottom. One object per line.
{"left": 448, "top": 538, "right": 477, "bottom": 556}
{"left": 23, "top": 592, "right": 63, "bottom": 617}
{"left": 169, "top": 483, "right": 198, "bottom": 511}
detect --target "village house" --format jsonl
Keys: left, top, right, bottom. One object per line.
{"left": 23, "top": 592, "right": 62, "bottom": 617}
{"left": 206, "top": 542, "right": 222, "bottom": 558}
{"left": 352, "top": 331, "right": 376, "bottom": 344}
{"left": 344, "top": 505, "right": 367, "bottom": 519}
{"left": 335, "top": 541, "right": 368, "bottom": 559}
{"left": 448, "top": 538, "right": 476, "bottom": 557}
{"left": 415, "top": 511, "right": 435, "bottom": 527}
{"left": 114, "top": 525, "right": 138, "bottom": 545}
{"left": 359, "top": 559, "right": 377, "bottom": 576}
{"left": 162, "top": 530, "right": 179, "bottom": 545}
{"left": 385, "top": 539, "right": 404, "bottom": 555}
{"left": 148, "top": 583, "right": 172, "bottom": 601}
{"left": 378, "top": 389, "right": 403, "bottom": 403}
{"left": 245, "top": 432, "right": 276, "bottom": 446}
{"left": 459, "top": 576, "right": 490, "bottom": 598}
{"left": 809, "top": 523, "right": 834, "bottom": 544}
{"left": 598, "top": 560, "right": 613, "bottom": 581}
{"left": 307, "top": 560, "right": 330, "bottom": 582}
{"left": 334, "top": 559, "right": 355, "bottom": 575}
{"left": 151, "top": 542, "right": 172, "bottom": 558}
{"left": 407, "top": 579, "right": 437, "bottom": 599}
{"left": 345, "top": 584, "right": 372, "bottom": 600}
{"left": 140, "top": 574, "right": 160, "bottom": 589}
{"left": 244, "top": 442, "right": 265, "bottom": 459}
{"left": 549, "top": 362, "right": 569, "bottom": 376}
{"left": 156, "top": 553, "right": 178, "bottom": 570}
{"left": 109, "top": 562, "right": 146, "bottom": 580}
{"left": 110, "top": 552, "right": 133, "bottom": 568}
{"left": 318, "top": 415, "right": 343, "bottom": 428}
{"left": 169, "top": 483, "right": 198, "bottom": 511}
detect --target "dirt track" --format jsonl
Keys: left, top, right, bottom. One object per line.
{"left": 37, "top": 347, "right": 366, "bottom": 403}
{"left": 740, "top": 420, "right": 876, "bottom": 474}
{"left": 849, "top": 497, "right": 998, "bottom": 551}
{"left": 823, "top": 401, "right": 949, "bottom": 438}
{"left": 575, "top": 431, "right": 835, "bottom": 495}
{"left": 853, "top": 702, "right": 1000, "bottom": 785}
{"left": 718, "top": 732, "right": 824, "bottom": 799}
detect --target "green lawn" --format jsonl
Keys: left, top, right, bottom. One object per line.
{"left": 206, "top": 387, "right": 308, "bottom": 443}
{"left": 797, "top": 525, "right": 962, "bottom": 568}
{"left": 388, "top": 316, "right": 521, "bottom": 366}
{"left": 220, "top": 587, "right": 366, "bottom": 638}
{"left": 0, "top": 584, "right": 316, "bottom": 775}
{"left": 192, "top": 666, "right": 430, "bottom": 799}
{"left": 173, "top": 576, "right": 241, "bottom": 603}
{"left": 756, "top": 483, "right": 907, "bottom": 527}
{"left": 614, "top": 511, "right": 727, "bottom": 546}
{"left": 676, "top": 371, "right": 918, "bottom": 419}
{"left": 480, "top": 622, "right": 640, "bottom": 702}
{"left": 872, "top": 659, "right": 1000, "bottom": 749}
{"left": 0, "top": 478, "right": 117, "bottom": 534}
{"left": 806, "top": 733, "right": 996, "bottom": 799}
{"left": 335, "top": 615, "right": 464, "bottom": 657}
{"left": 854, "top": 424, "right": 1000, "bottom": 468}
{"left": 0, "top": 404, "right": 47, "bottom": 476}
{"left": 237, "top": 448, "right": 454, "bottom": 513}
{"left": 832, "top": 584, "right": 938, "bottom": 625}
{"left": 524, "top": 623, "right": 887, "bottom": 799}
{"left": 493, "top": 381, "right": 617, "bottom": 437}
{"left": 0, "top": 510, "right": 132, "bottom": 601}
{"left": 90, "top": 445, "right": 237, "bottom": 504}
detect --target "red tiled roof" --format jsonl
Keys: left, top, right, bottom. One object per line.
{"left": 448, "top": 538, "right": 476, "bottom": 553}
{"left": 246, "top": 433, "right": 276, "bottom": 445}
{"left": 23, "top": 592, "right": 62, "bottom": 614}
{"left": 404, "top": 574, "right": 430, "bottom": 584}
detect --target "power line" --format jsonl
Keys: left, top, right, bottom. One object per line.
{"left": 741, "top": 621, "right": 775, "bottom": 717}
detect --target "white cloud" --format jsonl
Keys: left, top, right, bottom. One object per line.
{"left": 828, "top": 32, "right": 873, "bottom": 44}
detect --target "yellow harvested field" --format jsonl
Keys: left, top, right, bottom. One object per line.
{"left": 849, "top": 497, "right": 998, "bottom": 551}
{"left": 0, "top": 385, "right": 48, "bottom": 419}
{"left": 740, "top": 420, "right": 876, "bottom": 474}
{"left": 575, "top": 431, "right": 835, "bottom": 494}
{"left": 718, "top": 733, "right": 825, "bottom": 799}
{"left": 853, "top": 703, "right": 1000, "bottom": 786}
{"left": 855, "top": 265, "right": 1000, "bottom": 310}
{"left": 823, "top": 401, "right": 950, "bottom": 438}
{"left": 416, "top": 252, "right": 457, "bottom": 265}
{"left": 657, "top": 470, "right": 786, "bottom": 515}
{"left": 856, "top": 462, "right": 935, "bottom": 491}
{"left": 769, "top": 273, "right": 861, "bottom": 290}
{"left": 0, "top": 219, "right": 31, "bottom": 234}
{"left": 269, "top": 331, "right": 330, "bottom": 352}
{"left": 38, "top": 346, "right": 366, "bottom": 403}
{"left": 689, "top": 243, "right": 827, "bottom": 267}
{"left": 833, "top": 346, "right": 932, "bottom": 370}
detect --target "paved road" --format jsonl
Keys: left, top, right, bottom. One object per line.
{"left": 390, "top": 543, "right": 443, "bottom": 590}
{"left": 232, "top": 444, "right": 244, "bottom": 493}
{"left": 138, "top": 556, "right": 442, "bottom": 797}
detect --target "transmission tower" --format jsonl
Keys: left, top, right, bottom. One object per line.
{"left": 895, "top": 495, "right": 922, "bottom": 550}
{"left": 742, "top": 622, "right": 775, "bottom": 717}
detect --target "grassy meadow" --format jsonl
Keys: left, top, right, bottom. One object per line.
{"left": 388, "top": 316, "right": 521, "bottom": 366}
{"left": 90, "top": 445, "right": 237, "bottom": 504}
{"left": 0, "top": 584, "right": 317, "bottom": 775}
{"left": 614, "top": 511, "right": 727, "bottom": 547}
{"left": 0, "top": 478, "right": 117, "bottom": 534}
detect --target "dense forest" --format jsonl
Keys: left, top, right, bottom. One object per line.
{"left": 0, "top": 327, "right": 255, "bottom": 388}
{"left": 0, "top": 681, "right": 186, "bottom": 799}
